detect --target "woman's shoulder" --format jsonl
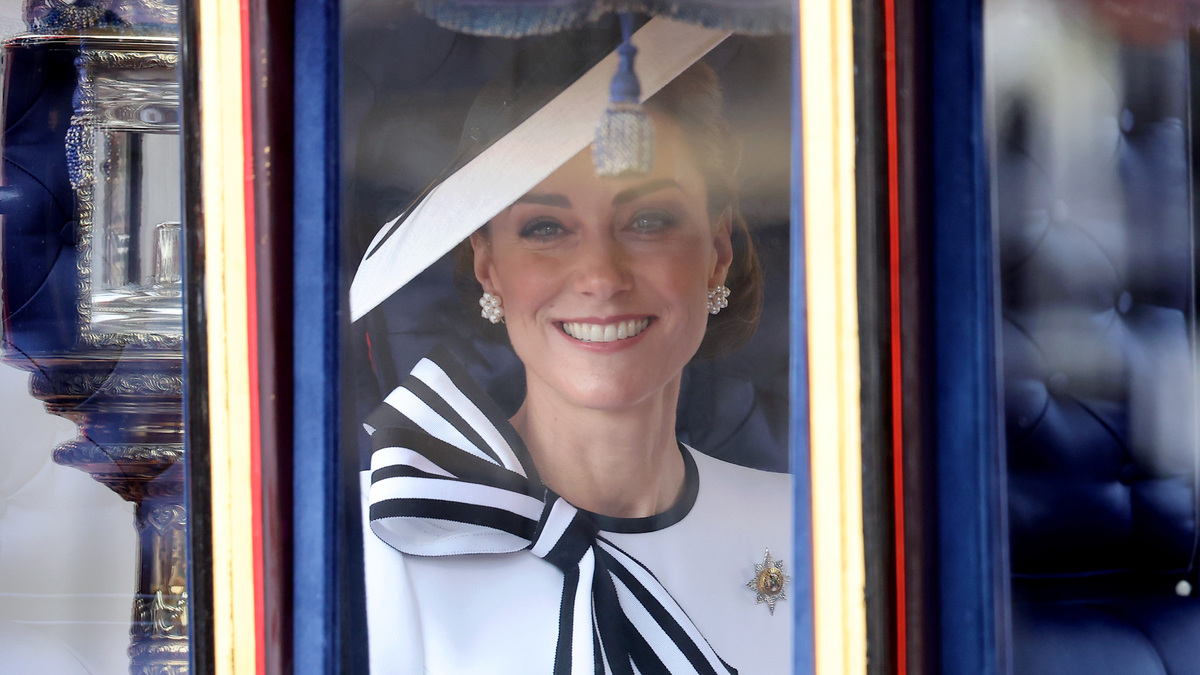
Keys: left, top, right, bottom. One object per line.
{"left": 672, "top": 445, "right": 792, "bottom": 550}
{"left": 686, "top": 444, "right": 792, "bottom": 503}
{"left": 626, "top": 447, "right": 794, "bottom": 672}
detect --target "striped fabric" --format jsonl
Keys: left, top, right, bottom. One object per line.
{"left": 366, "top": 347, "right": 736, "bottom": 674}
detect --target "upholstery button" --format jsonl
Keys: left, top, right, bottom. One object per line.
{"left": 1008, "top": 380, "right": 1047, "bottom": 432}
{"left": 1120, "top": 108, "right": 1134, "bottom": 133}
{"left": 1047, "top": 372, "right": 1069, "bottom": 396}
{"left": 1118, "top": 463, "right": 1138, "bottom": 485}
{"left": 1117, "top": 291, "right": 1132, "bottom": 314}
{"left": 1052, "top": 200, "right": 1070, "bottom": 223}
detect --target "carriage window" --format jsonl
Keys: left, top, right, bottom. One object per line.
{"left": 986, "top": 0, "right": 1200, "bottom": 671}
{"left": 341, "top": 6, "right": 798, "bottom": 672}
{"left": 0, "top": 3, "right": 190, "bottom": 674}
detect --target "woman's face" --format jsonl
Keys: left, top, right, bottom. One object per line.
{"left": 472, "top": 117, "right": 733, "bottom": 413}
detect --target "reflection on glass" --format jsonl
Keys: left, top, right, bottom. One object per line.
{"left": 343, "top": 7, "right": 794, "bottom": 674}
{"left": 0, "top": 6, "right": 187, "bottom": 674}
{"left": 80, "top": 58, "right": 183, "bottom": 338}
{"left": 92, "top": 129, "right": 182, "bottom": 333}
{"left": 987, "top": 0, "right": 1200, "bottom": 671}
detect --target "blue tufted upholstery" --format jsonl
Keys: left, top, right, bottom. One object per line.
{"left": 993, "top": 8, "right": 1200, "bottom": 672}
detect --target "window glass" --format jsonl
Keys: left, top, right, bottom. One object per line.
{"left": 986, "top": 0, "right": 1200, "bottom": 670}
{"left": 0, "top": 2, "right": 189, "bottom": 672}
{"left": 341, "top": 4, "right": 796, "bottom": 672}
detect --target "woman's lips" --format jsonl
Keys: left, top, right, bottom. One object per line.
{"left": 559, "top": 317, "right": 652, "bottom": 343}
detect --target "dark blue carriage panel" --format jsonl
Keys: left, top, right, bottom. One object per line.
{"left": 293, "top": 0, "right": 352, "bottom": 672}
{"left": 930, "top": 0, "right": 1005, "bottom": 672}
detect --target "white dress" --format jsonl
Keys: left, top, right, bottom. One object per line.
{"left": 361, "top": 446, "right": 793, "bottom": 674}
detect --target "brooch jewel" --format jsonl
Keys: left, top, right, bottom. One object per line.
{"left": 746, "top": 548, "right": 789, "bottom": 615}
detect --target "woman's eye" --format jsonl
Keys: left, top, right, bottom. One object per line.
{"left": 630, "top": 210, "right": 677, "bottom": 233}
{"left": 519, "top": 218, "right": 565, "bottom": 238}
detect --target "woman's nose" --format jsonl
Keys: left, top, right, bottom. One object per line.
{"left": 571, "top": 237, "right": 632, "bottom": 298}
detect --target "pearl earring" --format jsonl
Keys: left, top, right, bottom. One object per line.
{"left": 707, "top": 285, "right": 730, "bottom": 315}
{"left": 480, "top": 292, "right": 504, "bottom": 324}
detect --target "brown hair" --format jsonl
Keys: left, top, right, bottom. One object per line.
{"left": 456, "top": 61, "right": 763, "bottom": 359}
{"left": 646, "top": 62, "right": 763, "bottom": 359}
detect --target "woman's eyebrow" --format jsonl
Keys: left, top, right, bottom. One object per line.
{"left": 613, "top": 179, "right": 682, "bottom": 206}
{"left": 513, "top": 192, "right": 571, "bottom": 208}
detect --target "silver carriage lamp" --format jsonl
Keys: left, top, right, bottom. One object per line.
{"left": 0, "top": 1, "right": 186, "bottom": 672}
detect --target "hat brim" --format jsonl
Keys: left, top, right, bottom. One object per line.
{"left": 349, "top": 17, "right": 731, "bottom": 322}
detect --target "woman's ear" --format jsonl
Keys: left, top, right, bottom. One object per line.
{"left": 470, "top": 230, "right": 498, "bottom": 293}
{"left": 709, "top": 208, "right": 734, "bottom": 286}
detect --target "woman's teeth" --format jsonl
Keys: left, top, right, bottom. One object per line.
{"left": 562, "top": 318, "right": 650, "bottom": 343}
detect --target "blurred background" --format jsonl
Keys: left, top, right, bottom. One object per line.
{"left": 987, "top": 0, "right": 1200, "bottom": 671}
{"left": 0, "top": 1, "right": 171, "bottom": 673}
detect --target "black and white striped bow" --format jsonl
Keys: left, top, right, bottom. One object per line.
{"left": 365, "top": 347, "right": 736, "bottom": 675}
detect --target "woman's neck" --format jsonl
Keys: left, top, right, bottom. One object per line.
{"left": 512, "top": 378, "right": 687, "bottom": 520}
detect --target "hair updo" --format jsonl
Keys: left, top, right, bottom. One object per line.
{"left": 646, "top": 62, "right": 762, "bottom": 359}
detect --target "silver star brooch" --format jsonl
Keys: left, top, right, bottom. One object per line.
{"left": 746, "top": 548, "right": 789, "bottom": 615}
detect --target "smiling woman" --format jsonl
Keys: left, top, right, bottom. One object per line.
{"left": 344, "top": 11, "right": 793, "bottom": 675}
{"left": 472, "top": 111, "right": 735, "bottom": 518}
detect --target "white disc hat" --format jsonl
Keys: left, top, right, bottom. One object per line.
{"left": 349, "top": 17, "right": 731, "bottom": 322}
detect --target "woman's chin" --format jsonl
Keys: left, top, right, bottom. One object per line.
{"left": 527, "top": 367, "right": 678, "bottom": 414}
{"left": 511, "top": 320, "right": 696, "bottom": 413}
